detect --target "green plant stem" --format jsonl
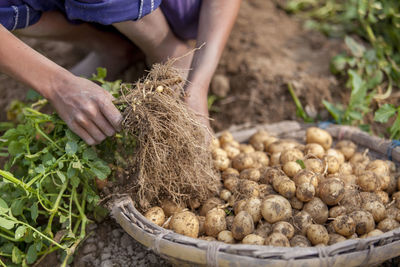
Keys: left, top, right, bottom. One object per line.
{"left": 0, "top": 170, "right": 35, "bottom": 194}
{"left": 0, "top": 231, "right": 18, "bottom": 242}
{"left": 44, "top": 181, "right": 69, "bottom": 236}
{"left": 0, "top": 257, "right": 7, "bottom": 267}
{"left": 34, "top": 123, "right": 62, "bottom": 150}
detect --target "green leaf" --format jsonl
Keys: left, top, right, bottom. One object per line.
{"left": 70, "top": 176, "right": 80, "bottom": 188}
{"left": 0, "top": 217, "right": 15, "bottom": 230}
{"left": 8, "top": 141, "right": 24, "bottom": 156}
{"left": 345, "top": 36, "right": 365, "bottom": 57}
{"left": 90, "top": 161, "right": 111, "bottom": 180}
{"left": 0, "top": 198, "right": 9, "bottom": 213}
{"left": 374, "top": 104, "right": 396, "bottom": 123}
{"left": 72, "top": 161, "right": 83, "bottom": 170}
{"left": 83, "top": 148, "right": 97, "bottom": 161}
{"left": 30, "top": 203, "right": 38, "bottom": 222}
{"left": 56, "top": 171, "right": 66, "bottom": 183}
{"left": 322, "top": 100, "right": 343, "bottom": 123}
{"left": 26, "top": 89, "right": 41, "bottom": 101}
{"left": 296, "top": 159, "right": 306, "bottom": 169}
{"left": 390, "top": 113, "right": 400, "bottom": 139}
{"left": 330, "top": 54, "right": 348, "bottom": 74}
{"left": 67, "top": 166, "right": 77, "bottom": 178}
{"left": 15, "top": 226, "right": 27, "bottom": 239}
{"left": 65, "top": 141, "right": 78, "bottom": 155}
{"left": 65, "top": 129, "right": 79, "bottom": 141}
{"left": 11, "top": 199, "right": 25, "bottom": 216}
{"left": 96, "top": 67, "right": 107, "bottom": 79}
{"left": 26, "top": 244, "right": 37, "bottom": 264}
{"left": 12, "top": 246, "right": 22, "bottom": 264}
{"left": 34, "top": 164, "right": 45, "bottom": 174}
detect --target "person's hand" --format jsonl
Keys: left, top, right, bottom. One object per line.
{"left": 48, "top": 75, "right": 122, "bottom": 145}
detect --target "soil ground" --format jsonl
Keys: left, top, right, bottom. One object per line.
{"left": 0, "top": 0, "right": 395, "bottom": 266}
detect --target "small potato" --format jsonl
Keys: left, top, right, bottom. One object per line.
{"left": 272, "top": 221, "right": 295, "bottom": 239}
{"left": 200, "top": 197, "right": 225, "bottom": 216}
{"left": 328, "top": 234, "right": 347, "bottom": 245}
{"left": 219, "top": 131, "right": 234, "bottom": 146}
{"left": 289, "top": 197, "right": 304, "bottom": 210}
{"left": 239, "top": 180, "right": 260, "bottom": 197}
{"left": 338, "top": 174, "right": 357, "bottom": 187}
{"left": 290, "top": 235, "right": 311, "bottom": 247}
{"left": 198, "top": 236, "right": 217, "bottom": 241}
{"left": 339, "top": 163, "right": 353, "bottom": 175}
{"left": 377, "top": 218, "right": 400, "bottom": 232}
{"left": 335, "top": 140, "right": 357, "bottom": 160}
{"left": 306, "top": 224, "right": 329, "bottom": 245}
{"left": 304, "top": 143, "right": 325, "bottom": 159}
{"left": 283, "top": 161, "right": 302, "bottom": 178}
{"left": 259, "top": 167, "right": 281, "bottom": 184}
{"left": 221, "top": 168, "right": 239, "bottom": 180}
{"left": 234, "top": 199, "right": 247, "bottom": 215}
{"left": 303, "top": 198, "right": 329, "bottom": 224}
{"left": 375, "top": 191, "right": 389, "bottom": 205}
{"left": 347, "top": 233, "right": 358, "bottom": 239}
{"left": 231, "top": 211, "right": 255, "bottom": 240}
{"left": 325, "top": 155, "right": 340, "bottom": 174}
{"left": 339, "top": 188, "right": 362, "bottom": 214}
{"left": 263, "top": 136, "right": 279, "bottom": 149}
{"left": 304, "top": 158, "right": 324, "bottom": 174}
{"left": 226, "top": 215, "right": 234, "bottom": 231}
{"left": 367, "top": 229, "right": 384, "bottom": 237}
{"left": 358, "top": 171, "right": 380, "bottom": 192}
{"left": 296, "top": 183, "right": 315, "bottom": 202}
{"left": 189, "top": 198, "right": 201, "bottom": 210}
{"left": 217, "top": 230, "right": 235, "bottom": 244}
{"left": 293, "top": 170, "right": 319, "bottom": 188}
{"left": 249, "top": 151, "right": 269, "bottom": 168}
{"left": 333, "top": 215, "right": 356, "bottom": 237}
{"left": 386, "top": 174, "right": 398, "bottom": 195}
{"left": 145, "top": 207, "right": 166, "bottom": 226}
{"left": 306, "top": 127, "right": 332, "bottom": 150}
{"left": 261, "top": 195, "right": 292, "bottom": 223}
{"left": 280, "top": 149, "right": 304, "bottom": 165}
{"left": 350, "top": 152, "right": 370, "bottom": 167}
{"left": 232, "top": 153, "right": 254, "bottom": 171}
{"left": 244, "top": 197, "right": 262, "bottom": 223}
{"left": 350, "top": 211, "right": 375, "bottom": 235}
{"left": 272, "top": 175, "right": 296, "bottom": 199}
{"left": 329, "top": 206, "right": 347, "bottom": 218}
{"left": 386, "top": 206, "right": 400, "bottom": 220}
{"left": 198, "top": 216, "right": 206, "bottom": 236}
{"left": 224, "top": 177, "right": 239, "bottom": 192}
{"left": 242, "top": 234, "right": 265, "bottom": 245}
{"left": 205, "top": 208, "right": 227, "bottom": 237}
{"left": 222, "top": 143, "right": 241, "bottom": 159}
{"left": 219, "top": 189, "right": 232, "bottom": 202}
{"left": 249, "top": 130, "right": 270, "bottom": 151}
{"left": 161, "top": 200, "right": 184, "bottom": 217}
{"left": 239, "top": 144, "right": 255, "bottom": 154}
{"left": 365, "top": 160, "right": 390, "bottom": 191}
{"left": 254, "top": 221, "right": 272, "bottom": 238}
{"left": 267, "top": 139, "right": 301, "bottom": 154}
{"left": 170, "top": 211, "right": 199, "bottom": 238}
{"left": 292, "top": 211, "right": 313, "bottom": 235}
{"left": 240, "top": 168, "right": 261, "bottom": 182}
{"left": 209, "top": 138, "right": 220, "bottom": 150}
{"left": 318, "top": 178, "right": 345, "bottom": 205}
{"left": 270, "top": 152, "right": 282, "bottom": 166}
{"left": 212, "top": 148, "right": 228, "bottom": 159}
{"left": 213, "top": 157, "right": 230, "bottom": 171}
{"left": 326, "top": 149, "right": 345, "bottom": 165}
{"left": 259, "top": 184, "right": 276, "bottom": 198}
{"left": 362, "top": 200, "right": 386, "bottom": 223}
{"left": 265, "top": 232, "right": 290, "bottom": 247}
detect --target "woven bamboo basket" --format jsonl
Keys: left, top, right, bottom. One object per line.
{"left": 112, "top": 121, "right": 400, "bottom": 267}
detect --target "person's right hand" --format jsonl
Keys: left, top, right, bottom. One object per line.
{"left": 48, "top": 75, "right": 122, "bottom": 145}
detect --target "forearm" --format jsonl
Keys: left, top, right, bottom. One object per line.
{"left": 0, "top": 25, "right": 70, "bottom": 99}
{"left": 187, "top": 0, "right": 241, "bottom": 94}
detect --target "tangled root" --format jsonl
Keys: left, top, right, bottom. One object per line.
{"left": 117, "top": 61, "right": 221, "bottom": 210}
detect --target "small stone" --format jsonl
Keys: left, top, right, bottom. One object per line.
{"left": 136, "top": 252, "right": 145, "bottom": 259}
{"left": 120, "top": 233, "right": 132, "bottom": 247}
{"left": 148, "top": 254, "right": 157, "bottom": 264}
{"left": 80, "top": 254, "right": 95, "bottom": 263}
{"left": 82, "top": 243, "right": 97, "bottom": 254}
{"left": 101, "top": 260, "right": 113, "bottom": 267}
{"left": 112, "top": 229, "right": 122, "bottom": 238}
{"left": 101, "top": 253, "right": 111, "bottom": 261}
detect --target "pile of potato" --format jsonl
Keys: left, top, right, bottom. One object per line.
{"left": 144, "top": 127, "right": 400, "bottom": 247}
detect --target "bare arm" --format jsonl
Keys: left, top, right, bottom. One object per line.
{"left": 185, "top": 0, "right": 241, "bottom": 126}
{"left": 0, "top": 25, "right": 121, "bottom": 145}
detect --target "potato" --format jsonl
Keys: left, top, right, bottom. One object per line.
{"left": 347, "top": 233, "right": 358, "bottom": 239}
{"left": 304, "top": 143, "right": 325, "bottom": 159}
{"left": 335, "top": 140, "right": 357, "bottom": 160}
{"left": 254, "top": 221, "right": 272, "bottom": 238}
{"left": 325, "top": 156, "right": 340, "bottom": 174}
{"left": 244, "top": 197, "right": 262, "bottom": 223}
{"left": 272, "top": 221, "right": 295, "bottom": 239}
{"left": 221, "top": 168, "right": 239, "bottom": 180}
{"left": 339, "top": 188, "right": 361, "bottom": 214}
{"left": 267, "top": 140, "right": 299, "bottom": 154}
{"left": 357, "top": 171, "right": 380, "bottom": 192}
{"left": 386, "top": 206, "right": 400, "bottom": 220}
{"left": 362, "top": 200, "right": 386, "bottom": 223}
{"left": 198, "top": 216, "right": 206, "bottom": 236}
{"left": 261, "top": 195, "right": 292, "bottom": 223}
{"left": 239, "top": 144, "right": 255, "bottom": 154}
{"left": 198, "top": 236, "right": 217, "bottom": 241}
{"left": 259, "top": 167, "right": 280, "bottom": 184}
{"left": 249, "top": 151, "right": 269, "bottom": 168}
{"left": 290, "top": 235, "right": 311, "bottom": 247}
{"left": 231, "top": 211, "right": 254, "bottom": 240}
{"left": 365, "top": 160, "right": 390, "bottom": 190}
{"left": 292, "top": 211, "right": 313, "bottom": 235}
{"left": 200, "top": 197, "right": 224, "bottom": 216}
{"left": 338, "top": 174, "right": 357, "bottom": 187}
{"left": 249, "top": 130, "right": 270, "bottom": 151}
{"left": 296, "top": 183, "right": 315, "bottom": 202}
{"left": 377, "top": 218, "right": 400, "bottom": 232}
{"left": 280, "top": 149, "right": 304, "bottom": 165}
{"left": 329, "top": 206, "right": 347, "bottom": 218}
{"left": 303, "top": 198, "right": 329, "bottom": 224}
{"left": 259, "top": 184, "right": 276, "bottom": 198}
{"left": 242, "top": 234, "right": 265, "bottom": 245}
{"left": 386, "top": 174, "right": 398, "bottom": 195}
{"left": 306, "top": 224, "right": 329, "bottom": 245}
{"left": 240, "top": 168, "right": 261, "bottom": 182}
{"left": 222, "top": 144, "right": 241, "bottom": 159}
{"left": 306, "top": 127, "right": 332, "bottom": 150}
{"left": 161, "top": 200, "right": 184, "bottom": 217}
{"left": 213, "top": 157, "right": 230, "bottom": 171}
{"left": 188, "top": 198, "right": 201, "bottom": 210}
{"left": 224, "top": 176, "right": 239, "bottom": 192}
{"left": 145, "top": 207, "right": 166, "bottom": 226}
{"left": 293, "top": 170, "right": 318, "bottom": 188}
{"left": 234, "top": 199, "right": 247, "bottom": 215}
{"left": 333, "top": 215, "right": 356, "bottom": 237}
{"left": 170, "top": 211, "right": 199, "bottom": 238}
{"left": 232, "top": 153, "right": 254, "bottom": 171}
{"left": 209, "top": 138, "right": 220, "bottom": 150}
{"left": 239, "top": 180, "right": 260, "bottom": 197}
{"left": 219, "top": 189, "right": 232, "bottom": 202}
{"left": 328, "top": 234, "right": 347, "bottom": 245}
{"left": 326, "top": 149, "right": 345, "bottom": 165}
{"left": 350, "top": 211, "right": 375, "bottom": 235}
{"left": 212, "top": 148, "right": 228, "bottom": 159}
{"left": 339, "top": 163, "right": 353, "bottom": 175}
{"left": 283, "top": 161, "right": 302, "bottom": 178}
{"left": 272, "top": 175, "right": 296, "bottom": 199}
{"left": 304, "top": 158, "right": 324, "bottom": 174}
{"left": 219, "top": 131, "right": 234, "bottom": 146}
{"left": 375, "top": 191, "right": 389, "bottom": 205}
{"left": 204, "top": 208, "right": 227, "bottom": 237}
{"left": 226, "top": 215, "right": 234, "bottom": 231}
{"left": 217, "top": 230, "right": 235, "bottom": 244}
{"left": 263, "top": 136, "right": 279, "bottom": 149}
{"left": 318, "top": 178, "right": 345, "bottom": 205}
{"left": 265, "top": 233, "right": 290, "bottom": 247}
{"left": 350, "top": 152, "right": 370, "bottom": 167}
{"left": 270, "top": 152, "right": 282, "bottom": 166}
{"left": 289, "top": 197, "right": 304, "bottom": 210}
{"left": 366, "top": 229, "right": 384, "bottom": 237}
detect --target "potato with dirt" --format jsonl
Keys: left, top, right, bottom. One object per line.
{"left": 377, "top": 218, "right": 400, "bottom": 232}
{"left": 249, "top": 130, "right": 270, "bottom": 151}
{"left": 249, "top": 151, "right": 269, "bottom": 168}
{"left": 244, "top": 197, "right": 262, "bottom": 223}
{"left": 350, "top": 211, "right": 375, "bottom": 235}
{"left": 242, "top": 234, "right": 265, "bottom": 245}
{"left": 240, "top": 168, "right": 261, "bottom": 182}
{"left": 306, "top": 127, "right": 332, "bottom": 150}
{"left": 280, "top": 149, "right": 304, "bottom": 165}
{"left": 303, "top": 197, "right": 329, "bottom": 224}
{"left": 204, "top": 208, "right": 227, "bottom": 237}
{"left": 161, "top": 200, "right": 184, "bottom": 217}
{"left": 290, "top": 235, "right": 311, "bottom": 247}
{"left": 296, "top": 182, "right": 315, "bottom": 202}
{"left": 272, "top": 175, "right": 296, "bottom": 199}
{"left": 232, "top": 153, "right": 254, "bottom": 171}
{"left": 332, "top": 215, "right": 356, "bottom": 237}
{"left": 283, "top": 161, "right": 302, "bottom": 178}
{"left": 265, "top": 233, "right": 290, "bottom": 247}
{"left": 254, "top": 222, "right": 272, "bottom": 238}
{"left": 200, "top": 197, "right": 225, "bottom": 216}
{"left": 306, "top": 224, "right": 329, "bottom": 245}
{"left": 304, "top": 158, "right": 324, "bottom": 174}
{"left": 217, "top": 230, "right": 235, "bottom": 244}
{"left": 318, "top": 178, "right": 345, "bottom": 205}
{"left": 362, "top": 200, "right": 386, "bottom": 223}
{"left": 304, "top": 143, "right": 325, "bottom": 159}
{"left": 144, "top": 207, "right": 166, "bottom": 226}
{"left": 293, "top": 170, "right": 319, "bottom": 188}
{"left": 261, "top": 195, "right": 292, "bottom": 223}
{"left": 328, "top": 234, "right": 347, "bottom": 245}
{"left": 239, "top": 180, "right": 260, "bottom": 197}
{"left": 231, "top": 211, "right": 255, "bottom": 240}
{"left": 335, "top": 140, "right": 357, "bottom": 160}
{"left": 272, "top": 221, "right": 295, "bottom": 239}
{"left": 292, "top": 211, "right": 313, "bottom": 235}
{"left": 170, "top": 211, "right": 199, "bottom": 238}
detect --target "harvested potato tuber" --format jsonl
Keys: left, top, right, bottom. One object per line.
{"left": 239, "top": 144, "right": 255, "bottom": 154}
{"left": 219, "top": 131, "right": 234, "bottom": 146}
{"left": 226, "top": 215, "right": 234, "bottom": 231}
{"left": 239, "top": 180, "right": 260, "bottom": 197}
{"left": 244, "top": 197, "right": 262, "bottom": 223}
{"left": 350, "top": 211, "right": 375, "bottom": 235}
{"left": 328, "top": 234, "right": 347, "bottom": 245}
{"left": 293, "top": 170, "right": 319, "bottom": 188}
{"left": 280, "top": 149, "right": 304, "bottom": 165}
{"left": 217, "top": 230, "right": 235, "bottom": 244}
{"left": 358, "top": 171, "right": 380, "bottom": 192}
{"left": 325, "top": 156, "right": 340, "bottom": 174}
{"left": 272, "top": 175, "right": 296, "bottom": 199}
{"left": 335, "top": 140, "right": 356, "bottom": 160}
{"left": 224, "top": 176, "right": 239, "bottom": 192}
{"left": 219, "top": 189, "right": 232, "bottom": 202}
{"left": 362, "top": 200, "right": 386, "bottom": 223}
{"left": 270, "top": 152, "right": 282, "bottom": 166}
{"left": 332, "top": 215, "right": 356, "bottom": 237}
{"left": 283, "top": 161, "right": 302, "bottom": 178}
{"left": 296, "top": 183, "right": 315, "bottom": 202}
{"left": 242, "top": 234, "right": 265, "bottom": 245}
{"left": 318, "top": 178, "right": 345, "bottom": 205}
{"left": 240, "top": 168, "right": 261, "bottom": 182}
{"left": 306, "top": 127, "right": 332, "bottom": 150}
{"left": 326, "top": 149, "right": 345, "bottom": 165}
{"left": 231, "top": 211, "right": 255, "bottom": 240}
{"left": 289, "top": 197, "right": 304, "bottom": 210}
{"left": 338, "top": 163, "right": 353, "bottom": 175}
{"left": 200, "top": 197, "right": 224, "bottom": 216}
{"left": 290, "top": 235, "right": 311, "bottom": 247}
{"left": 304, "top": 143, "right": 325, "bottom": 159}
{"left": 265, "top": 233, "right": 290, "bottom": 247}
{"left": 249, "top": 151, "right": 269, "bottom": 168}
{"left": 329, "top": 206, "right": 347, "bottom": 218}
{"left": 303, "top": 198, "right": 329, "bottom": 224}
{"left": 272, "top": 221, "right": 295, "bottom": 239}
{"left": 161, "top": 200, "right": 184, "bottom": 217}
{"left": 306, "top": 224, "right": 329, "bottom": 245}
{"left": 377, "top": 218, "right": 400, "bottom": 232}
{"left": 249, "top": 130, "right": 270, "bottom": 151}
{"left": 234, "top": 199, "right": 247, "bottom": 215}
{"left": 259, "top": 184, "right": 276, "bottom": 198}
{"left": 339, "top": 188, "right": 362, "bottom": 214}
{"left": 366, "top": 229, "right": 384, "bottom": 237}
{"left": 170, "top": 211, "right": 199, "bottom": 238}
{"left": 221, "top": 168, "right": 239, "bottom": 180}
{"left": 261, "top": 195, "right": 292, "bottom": 223}
{"left": 304, "top": 158, "right": 324, "bottom": 174}
{"left": 204, "top": 208, "right": 227, "bottom": 237}
{"left": 292, "top": 211, "right": 313, "bottom": 235}
{"left": 198, "top": 216, "right": 206, "bottom": 236}
{"left": 254, "top": 221, "right": 272, "bottom": 238}
{"left": 232, "top": 153, "right": 254, "bottom": 171}
{"left": 144, "top": 207, "right": 166, "bottom": 226}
